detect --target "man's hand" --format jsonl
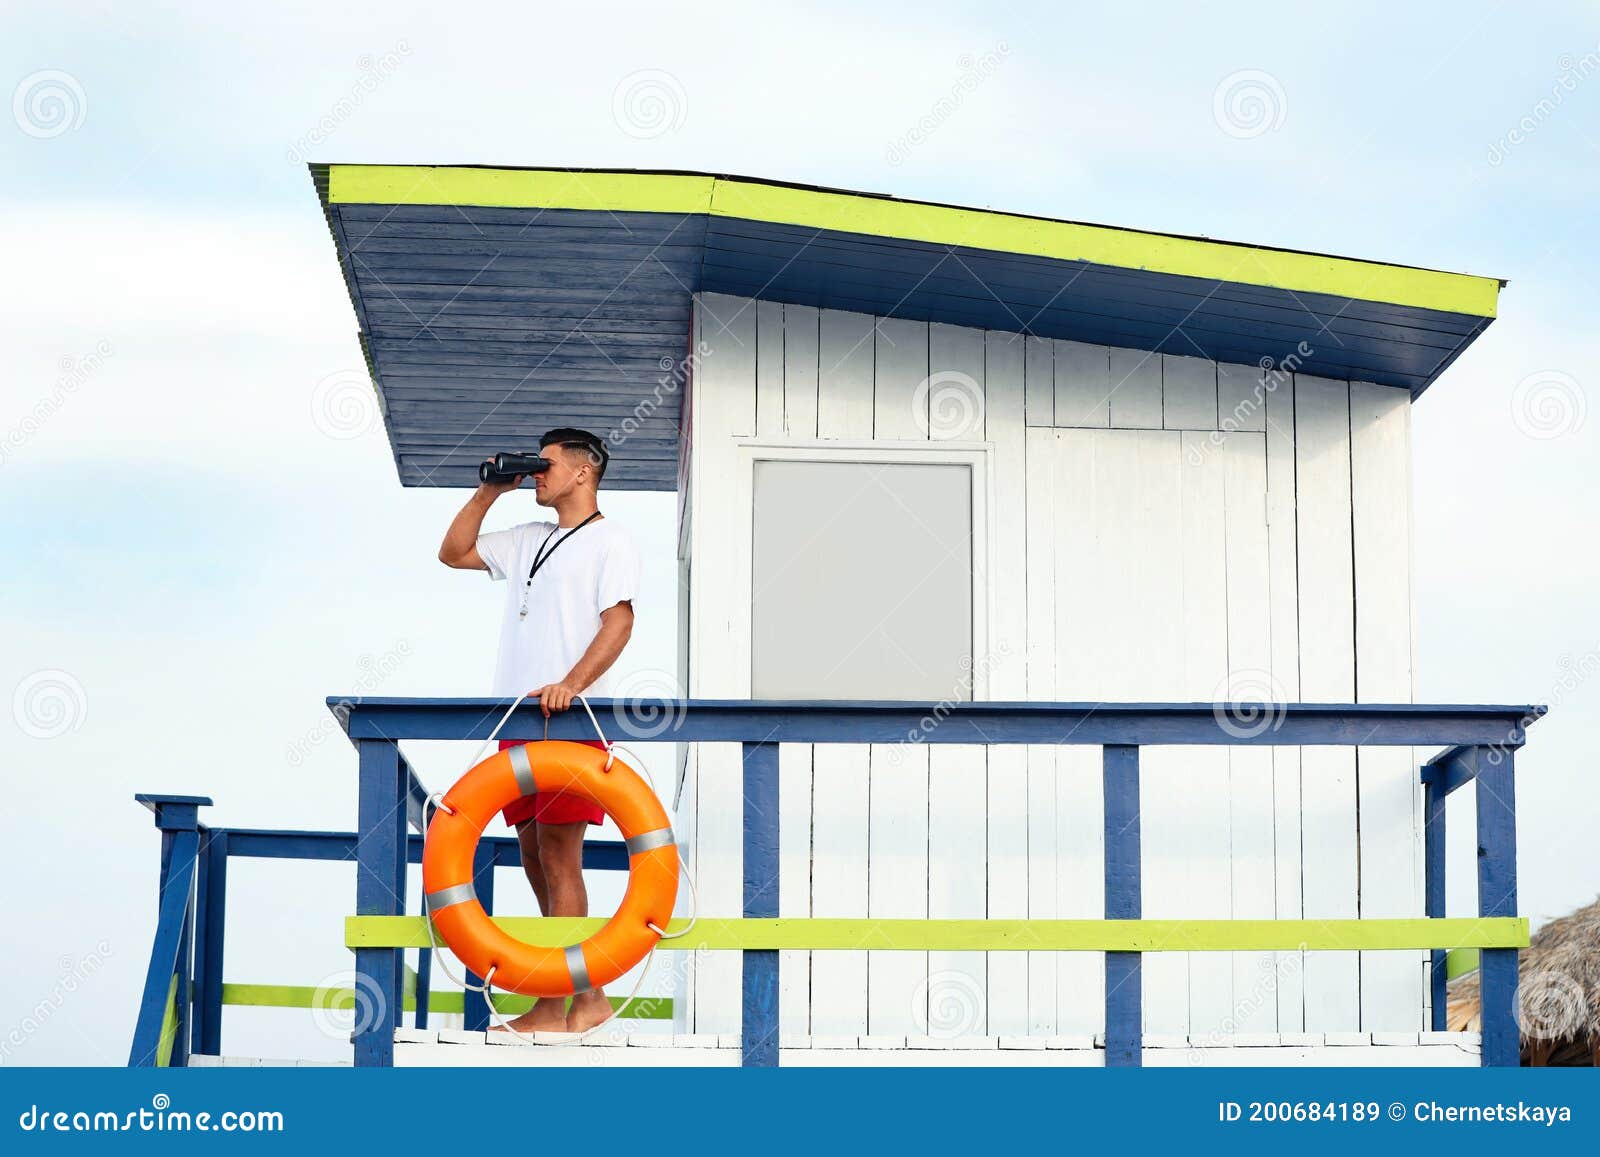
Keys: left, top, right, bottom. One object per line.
{"left": 532, "top": 680, "right": 579, "bottom": 716}
{"left": 478, "top": 462, "right": 524, "bottom": 499}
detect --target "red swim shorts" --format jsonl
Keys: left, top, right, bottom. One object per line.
{"left": 498, "top": 738, "right": 608, "bottom": 827}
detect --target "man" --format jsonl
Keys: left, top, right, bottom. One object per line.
{"left": 437, "top": 427, "right": 641, "bottom": 1034}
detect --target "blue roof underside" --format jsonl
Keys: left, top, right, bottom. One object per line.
{"left": 329, "top": 203, "right": 1489, "bottom": 491}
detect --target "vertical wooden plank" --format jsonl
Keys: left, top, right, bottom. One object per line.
{"left": 867, "top": 743, "right": 928, "bottom": 1034}
{"left": 809, "top": 745, "right": 870, "bottom": 1033}
{"left": 983, "top": 330, "right": 1029, "bottom": 1035}
{"left": 1024, "top": 334, "right": 1053, "bottom": 427}
{"left": 353, "top": 739, "right": 405, "bottom": 1067}
{"left": 671, "top": 746, "right": 698, "bottom": 1034}
{"left": 1293, "top": 373, "right": 1359, "bottom": 1033}
{"left": 1054, "top": 340, "right": 1111, "bottom": 427}
{"left": 811, "top": 307, "right": 874, "bottom": 1034}
{"left": 783, "top": 303, "right": 820, "bottom": 438}
{"left": 978, "top": 327, "right": 1032, "bottom": 1032}
{"left": 194, "top": 830, "right": 228, "bottom": 1054}
{"left": 686, "top": 292, "right": 757, "bottom": 1035}
{"left": 1217, "top": 361, "right": 1269, "bottom": 432}
{"left": 1025, "top": 426, "right": 1057, "bottom": 711}
{"left": 929, "top": 322, "right": 986, "bottom": 443}
{"left": 742, "top": 742, "right": 780, "bottom": 1066}
{"left": 872, "top": 317, "right": 929, "bottom": 439}
{"left": 926, "top": 745, "right": 987, "bottom": 1037}
{"left": 778, "top": 743, "right": 813, "bottom": 1034}
{"left": 1106, "top": 347, "right": 1163, "bottom": 429}
{"left": 1162, "top": 354, "right": 1219, "bottom": 429}
{"left": 1263, "top": 366, "right": 1304, "bottom": 1031}
{"left": 921, "top": 322, "right": 989, "bottom": 1034}
{"left": 818, "top": 308, "right": 875, "bottom": 437}
{"left": 696, "top": 293, "right": 758, "bottom": 435}
{"left": 1176, "top": 431, "right": 1232, "bottom": 1037}
{"left": 1037, "top": 427, "right": 1103, "bottom": 1034}
{"left": 1024, "top": 737, "right": 1056, "bottom": 1036}
{"left": 754, "top": 300, "right": 785, "bottom": 438}
{"left": 1424, "top": 769, "right": 1447, "bottom": 1031}
{"left": 987, "top": 331, "right": 1028, "bottom": 699}
{"left": 1475, "top": 748, "right": 1520, "bottom": 1067}
{"left": 1103, "top": 744, "right": 1142, "bottom": 1067}
{"left": 777, "top": 303, "right": 818, "bottom": 1029}
{"left": 1350, "top": 380, "right": 1420, "bottom": 1031}
{"left": 1054, "top": 428, "right": 1184, "bottom": 1032}
{"left": 1218, "top": 432, "right": 1278, "bottom": 1035}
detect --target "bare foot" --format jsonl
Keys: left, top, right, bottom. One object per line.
{"left": 489, "top": 996, "right": 567, "bottom": 1035}
{"left": 566, "top": 990, "right": 614, "bottom": 1033}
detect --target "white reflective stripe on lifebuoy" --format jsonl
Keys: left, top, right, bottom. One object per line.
{"left": 507, "top": 744, "right": 538, "bottom": 796}
{"left": 624, "top": 826, "right": 675, "bottom": 856}
{"left": 564, "top": 944, "right": 591, "bottom": 993}
{"left": 425, "top": 881, "right": 476, "bottom": 914}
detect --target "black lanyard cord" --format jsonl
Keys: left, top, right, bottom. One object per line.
{"left": 522, "top": 510, "right": 602, "bottom": 595}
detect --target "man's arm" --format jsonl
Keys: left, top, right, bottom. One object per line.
{"left": 439, "top": 467, "right": 520, "bottom": 570}
{"left": 532, "top": 601, "right": 635, "bottom": 715}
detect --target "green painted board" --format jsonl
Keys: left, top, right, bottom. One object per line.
{"left": 345, "top": 916, "right": 1528, "bottom": 953}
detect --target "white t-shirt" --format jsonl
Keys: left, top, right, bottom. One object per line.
{"left": 476, "top": 516, "right": 641, "bottom": 697}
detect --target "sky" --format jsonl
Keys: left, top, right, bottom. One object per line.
{"left": 2, "top": 0, "right": 1597, "bottom": 1065}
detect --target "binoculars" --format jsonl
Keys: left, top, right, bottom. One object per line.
{"left": 478, "top": 452, "right": 552, "bottom": 485}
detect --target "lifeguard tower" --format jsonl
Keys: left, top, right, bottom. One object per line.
{"left": 130, "top": 165, "right": 1542, "bottom": 1068}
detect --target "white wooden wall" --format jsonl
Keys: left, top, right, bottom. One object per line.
{"left": 673, "top": 292, "right": 1422, "bottom": 1039}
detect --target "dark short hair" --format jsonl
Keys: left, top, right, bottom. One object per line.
{"left": 539, "top": 427, "right": 610, "bottom": 481}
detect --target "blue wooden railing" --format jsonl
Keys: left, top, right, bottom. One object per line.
{"left": 132, "top": 697, "right": 1542, "bottom": 1070}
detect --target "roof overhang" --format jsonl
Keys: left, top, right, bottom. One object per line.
{"left": 312, "top": 164, "right": 1501, "bottom": 491}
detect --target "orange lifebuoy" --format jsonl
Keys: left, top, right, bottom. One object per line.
{"left": 421, "top": 740, "right": 678, "bottom": 997}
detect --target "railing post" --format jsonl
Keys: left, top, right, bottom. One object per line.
{"left": 462, "top": 841, "right": 496, "bottom": 1031}
{"left": 1474, "top": 745, "right": 1519, "bottom": 1067}
{"left": 741, "top": 741, "right": 780, "bottom": 1068}
{"left": 192, "top": 829, "right": 228, "bottom": 1055}
{"left": 1103, "top": 744, "right": 1142, "bottom": 1068}
{"left": 1422, "top": 763, "right": 1446, "bottom": 1032}
{"left": 354, "top": 738, "right": 407, "bottom": 1067}
{"left": 130, "top": 798, "right": 211, "bottom": 1067}
{"left": 415, "top": 947, "right": 433, "bottom": 1029}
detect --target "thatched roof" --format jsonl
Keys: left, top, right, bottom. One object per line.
{"left": 1447, "top": 894, "right": 1600, "bottom": 1065}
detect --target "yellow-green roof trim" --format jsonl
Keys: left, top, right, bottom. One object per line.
{"left": 326, "top": 163, "right": 1499, "bottom": 318}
